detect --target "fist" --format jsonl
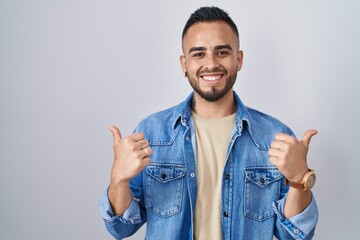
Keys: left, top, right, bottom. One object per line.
{"left": 268, "top": 129, "right": 318, "bottom": 183}
{"left": 108, "top": 125, "right": 152, "bottom": 183}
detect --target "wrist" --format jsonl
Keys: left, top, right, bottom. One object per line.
{"left": 110, "top": 177, "right": 130, "bottom": 189}
{"left": 291, "top": 167, "right": 309, "bottom": 183}
{"left": 285, "top": 169, "right": 316, "bottom": 191}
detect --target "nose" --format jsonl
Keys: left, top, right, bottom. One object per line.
{"left": 203, "top": 54, "right": 219, "bottom": 70}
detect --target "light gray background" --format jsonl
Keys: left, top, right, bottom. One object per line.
{"left": 1, "top": 0, "right": 359, "bottom": 239}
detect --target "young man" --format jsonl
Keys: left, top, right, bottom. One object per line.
{"left": 99, "top": 6, "right": 318, "bottom": 240}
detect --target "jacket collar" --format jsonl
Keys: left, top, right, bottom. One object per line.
{"left": 172, "top": 91, "right": 250, "bottom": 134}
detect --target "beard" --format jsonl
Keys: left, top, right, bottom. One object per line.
{"left": 187, "top": 68, "right": 237, "bottom": 102}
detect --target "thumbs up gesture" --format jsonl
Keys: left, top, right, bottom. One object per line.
{"left": 268, "top": 130, "right": 318, "bottom": 183}
{"left": 108, "top": 125, "right": 152, "bottom": 183}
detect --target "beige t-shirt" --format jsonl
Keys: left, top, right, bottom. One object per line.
{"left": 192, "top": 111, "right": 236, "bottom": 240}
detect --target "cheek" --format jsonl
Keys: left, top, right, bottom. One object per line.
{"left": 186, "top": 61, "right": 202, "bottom": 74}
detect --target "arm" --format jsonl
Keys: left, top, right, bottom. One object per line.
{"left": 269, "top": 130, "right": 319, "bottom": 239}
{"left": 107, "top": 125, "right": 152, "bottom": 215}
{"left": 99, "top": 125, "right": 152, "bottom": 239}
{"left": 272, "top": 190, "right": 318, "bottom": 240}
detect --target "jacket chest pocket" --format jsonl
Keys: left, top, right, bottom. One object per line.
{"left": 244, "top": 167, "right": 283, "bottom": 221}
{"left": 145, "top": 164, "right": 186, "bottom": 218}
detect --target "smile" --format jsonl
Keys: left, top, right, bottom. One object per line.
{"left": 200, "top": 74, "right": 223, "bottom": 81}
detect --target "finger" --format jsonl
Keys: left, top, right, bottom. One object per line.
{"left": 108, "top": 125, "right": 122, "bottom": 143}
{"left": 274, "top": 132, "right": 296, "bottom": 143}
{"left": 268, "top": 148, "right": 282, "bottom": 158}
{"left": 141, "top": 147, "right": 153, "bottom": 158}
{"left": 270, "top": 141, "right": 285, "bottom": 151}
{"left": 269, "top": 156, "right": 280, "bottom": 165}
{"left": 137, "top": 139, "right": 149, "bottom": 149}
{"left": 127, "top": 132, "right": 145, "bottom": 142}
{"left": 142, "top": 157, "right": 151, "bottom": 166}
{"left": 301, "top": 129, "right": 318, "bottom": 148}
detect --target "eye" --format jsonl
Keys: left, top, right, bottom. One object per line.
{"left": 217, "top": 51, "right": 229, "bottom": 57}
{"left": 193, "top": 52, "right": 205, "bottom": 58}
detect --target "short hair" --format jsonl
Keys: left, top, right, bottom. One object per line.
{"left": 182, "top": 6, "right": 239, "bottom": 41}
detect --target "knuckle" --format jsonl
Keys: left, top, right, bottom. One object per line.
{"left": 134, "top": 151, "right": 142, "bottom": 159}
{"left": 123, "top": 138, "right": 132, "bottom": 145}
{"left": 277, "top": 161, "right": 285, "bottom": 169}
{"left": 143, "top": 159, "right": 151, "bottom": 167}
{"left": 283, "top": 143, "right": 290, "bottom": 151}
{"left": 133, "top": 160, "right": 143, "bottom": 170}
{"left": 127, "top": 143, "right": 137, "bottom": 151}
{"left": 131, "top": 145, "right": 137, "bottom": 151}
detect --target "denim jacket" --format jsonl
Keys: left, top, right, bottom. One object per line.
{"left": 99, "top": 92, "right": 318, "bottom": 240}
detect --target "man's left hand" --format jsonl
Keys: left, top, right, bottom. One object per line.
{"left": 268, "top": 130, "right": 318, "bottom": 183}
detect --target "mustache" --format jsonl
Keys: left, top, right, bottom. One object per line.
{"left": 198, "top": 66, "right": 227, "bottom": 75}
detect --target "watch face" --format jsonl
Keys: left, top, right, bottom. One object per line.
{"left": 306, "top": 173, "right": 316, "bottom": 190}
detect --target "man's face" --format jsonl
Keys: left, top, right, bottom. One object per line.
{"left": 180, "top": 21, "right": 243, "bottom": 102}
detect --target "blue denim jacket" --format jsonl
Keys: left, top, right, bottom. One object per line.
{"left": 99, "top": 92, "right": 318, "bottom": 240}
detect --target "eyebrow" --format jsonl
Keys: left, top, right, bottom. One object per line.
{"left": 188, "top": 47, "right": 205, "bottom": 54}
{"left": 188, "top": 44, "right": 233, "bottom": 54}
{"left": 215, "top": 44, "right": 233, "bottom": 51}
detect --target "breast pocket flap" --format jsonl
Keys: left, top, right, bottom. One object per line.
{"left": 245, "top": 167, "right": 283, "bottom": 188}
{"left": 146, "top": 164, "right": 186, "bottom": 183}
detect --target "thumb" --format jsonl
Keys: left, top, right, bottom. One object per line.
{"left": 301, "top": 129, "right": 318, "bottom": 148}
{"left": 108, "top": 125, "right": 122, "bottom": 144}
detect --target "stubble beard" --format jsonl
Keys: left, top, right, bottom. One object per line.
{"left": 187, "top": 72, "right": 237, "bottom": 102}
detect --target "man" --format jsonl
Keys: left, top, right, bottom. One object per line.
{"left": 99, "top": 6, "right": 318, "bottom": 240}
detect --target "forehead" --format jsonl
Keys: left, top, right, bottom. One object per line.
{"left": 182, "top": 21, "right": 238, "bottom": 51}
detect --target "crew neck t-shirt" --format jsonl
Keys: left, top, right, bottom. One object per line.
{"left": 192, "top": 111, "right": 236, "bottom": 240}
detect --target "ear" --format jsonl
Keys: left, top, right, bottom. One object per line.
{"left": 180, "top": 55, "right": 187, "bottom": 75}
{"left": 236, "top": 50, "right": 244, "bottom": 72}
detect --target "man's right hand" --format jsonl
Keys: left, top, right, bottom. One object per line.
{"left": 107, "top": 125, "right": 152, "bottom": 215}
{"left": 108, "top": 125, "right": 152, "bottom": 183}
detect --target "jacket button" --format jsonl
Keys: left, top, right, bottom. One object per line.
{"left": 224, "top": 174, "right": 230, "bottom": 180}
{"left": 161, "top": 173, "right": 167, "bottom": 180}
{"left": 260, "top": 177, "right": 265, "bottom": 184}
{"left": 223, "top": 212, "right": 229, "bottom": 217}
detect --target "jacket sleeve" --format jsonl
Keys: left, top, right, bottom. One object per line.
{"left": 98, "top": 172, "right": 146, "bottom": 239}
{"left": 270, "top": 128, "right": 319, "bottom": 239}
{"left": 272, "top": 192, "right": 319, "bottom": 240}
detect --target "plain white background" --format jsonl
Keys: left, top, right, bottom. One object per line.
{"left": 1, "top": 0, "right": 359, "bottom": 239}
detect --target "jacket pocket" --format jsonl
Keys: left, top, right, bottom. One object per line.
{"left": 145, "top": 163, "right": 186, "bottom": 218}
{"left": 244, "top": 166, "right": 283, "bottom": 221}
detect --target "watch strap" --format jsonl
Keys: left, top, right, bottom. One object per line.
{"left": 285, "top": 169, "right": 314, "bottom": 191}
{"left": 285, "top": 178, "right": 305, "bottom": 190}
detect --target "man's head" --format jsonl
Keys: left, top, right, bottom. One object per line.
{"left": 182, "top": 6, "right": 240, "bottom": 50}
{"left": 180, "top": 6, "right": 243, "bottom": 102}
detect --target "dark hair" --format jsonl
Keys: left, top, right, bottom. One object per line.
{"left": 182, "top": 6, "right": 239, "bottom": 40}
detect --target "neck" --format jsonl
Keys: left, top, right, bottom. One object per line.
{"left": 192, "top": 90, "right": 237, "bottom": 118}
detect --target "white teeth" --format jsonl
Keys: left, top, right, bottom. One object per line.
{"left": 202, "top": 75, "right": 221, "bottom": 81}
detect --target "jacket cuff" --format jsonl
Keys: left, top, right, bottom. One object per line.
{"left": 272, "top": 193, "right": 318, "bottom": 239}
{"left": 98, "top": 188, "right": 142, "bottom": 225}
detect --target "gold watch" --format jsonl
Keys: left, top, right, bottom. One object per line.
{"left": 285, "top": 169, "right": 316, "bottom": 191}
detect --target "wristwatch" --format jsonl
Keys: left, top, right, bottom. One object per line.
{"left": 285, "top": 169, "right": 316, "bottom": 191}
